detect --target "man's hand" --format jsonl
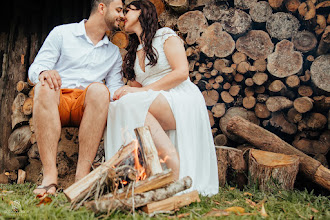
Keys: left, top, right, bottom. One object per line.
{"left": 39, "top": 70, "right": 62, "bottom": 90}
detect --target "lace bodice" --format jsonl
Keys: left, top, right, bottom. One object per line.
{"left": 134, "top": 27, "right": 183, "bottom": 86}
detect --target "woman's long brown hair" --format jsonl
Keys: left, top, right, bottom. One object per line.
{"left": 123, "top": 0, "right": 159, "bottom": 81}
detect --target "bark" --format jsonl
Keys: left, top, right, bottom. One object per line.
{"left": 8, "top": 125, "right": 32, "bottom": 154}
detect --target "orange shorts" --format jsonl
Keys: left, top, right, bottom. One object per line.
{"left": 58, "top": 83, "right": 109, "bottom": 127}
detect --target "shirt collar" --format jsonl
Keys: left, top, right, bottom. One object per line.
{"left": 74, "top": 19, "right": 110, "bottom": 46}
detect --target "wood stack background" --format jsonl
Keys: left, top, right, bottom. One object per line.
{"left": 0, "top": 0, "right": 329, "bottom": 192}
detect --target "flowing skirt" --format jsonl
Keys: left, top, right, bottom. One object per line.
{"left": 104, "top": 80, "right": 219, "bottom": 196}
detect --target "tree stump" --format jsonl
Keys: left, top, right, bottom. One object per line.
{"left": 215, "top": 146, "right": 247, "bottom": 189}
{"left": 267, "top": 40, "right": 303, "bottom": 78}
{"left": 292, "top": 31, "right": 317, "bottom": 53}
{"left": 248, "top": 149, "right": 299, "bottom": 191}
{"left": 266, "top": 12, "right": 300, "bottom": 40}
{"left": 177, "top": 11, "right": 207, "bottom": 45}
{"left": 197, "top": 23, "right": 235, "bottom": 58}
{"left": 310, "top": 54, "right": 330, "bottom": 92}
{"left": 249, "top": 1, "right": 272, "bottom": 23}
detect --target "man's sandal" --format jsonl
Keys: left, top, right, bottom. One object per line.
{"left": 35, "top": 183, "right": 58, "bottom": 195}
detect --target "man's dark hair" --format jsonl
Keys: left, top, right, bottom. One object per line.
{"left": 91, "top": 0, "right": 114, "bottom": 13}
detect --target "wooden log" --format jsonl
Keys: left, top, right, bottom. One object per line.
{"left": 286, "top": 75, "right": 300, "bottom": 88}
{"left": 298, "top": 0, "right": 316, "bottom": 20}
{"left": 244, "top": 87, "right": 254, "bottom": 97}
{"left": 17, "top": 169, "right": 26, "bottom": 184}
{"left": 5, "top": 155, "right": 28, "bottom": 171}
{"left": 314, "top": 154, "right": 328, "bottom": 169}
{"left": 8, "top": 125, "right": 32, "bottom": 154}
{"left": 267, "top": 40, "right": 303, "bottom": 78}
{"left": 150, "top": 0, "right": 165, "bottom": 16}
{"left": 84, "top": 176, "right": 192, "bottom": 213}
{"left": 11, "top": 93, "right": 29, "bottom": 129}
{"left": 220, "top": 8, "right": 252, "bottom": 35}
{"left": 255, "top": 103, "right": 270, "bottom": 119}
{"left": 135, "top": 126, "right": 162, "bottom": 177}
{"left": 269, "top": 0, "right": 284, "bottom": 8}
{"left": 214, "top": 134, "right": 228, "bottom": 146}
{"left": 299, "top": 113, "right": 327, "bottom": 130}
{"left": 245, "top": 78, "right": 254, "bottom": 87}
{"left": 28, "top": 87, "right": 34, "bottom": 98}
{"left": 232, "top": 51, "right": 247, "bottom": 64}
{"left": 316, "top": 26, "right": 330, "bottom": 55}
{"left": 227, "top": 116, "right": 330, "bottom": 190}
{"left": 236, "top": 62, "right": 250, "bottom": 74}
{"left": 214, "top": 59, "right": 230, "bottom": 72}
{"left": 202, "top": 90, "right": 219, "bottom": 106}
{"left": 165, "top": 0, "right": 189, "bottom": 14}
{"left": 252, "top": 72, "right": 268, "bottom": 86}
{"left": 243, "top": 96, "right": 256, "bottom": 109}
{"left": 287, "top": 108, "right": 302, "bottom": 123}
{"left": 249, "top": 1, "right": 272, "bottom": 23}
{"left": 298, "top": 85, "right": 313, "bottom": 97}
{"left": 202, "top": 3, "right": 228, "bottom": 21}
{"left": 313, "top": 96, "right": 330, "bottom": 111}
{"left": 292, "top": 31, "right": 317, "bottom": 53}
{"left": 177, "top": 11, "right": 207, "bottom": 45}
{"left": 285, "top": 0, "right": 301, "bottom": 12}
{"left": 236, "top": 30, "right": 274, "bottom": 60}
{"left": 266, "top": 96, "right": 293, "bottom": 112}
{"left": 229, "top": 85, "right": 240, "bottom": 97}
{"left": 310, "top": 54, "right": 330, "bottom": 92}
{"left": 293, "top": 130, "right": 330, "bottom": 155}
{"left": 142, "top": 190, "right": 200, "bottom": 214}
{"left": 208, "top": 110, "right": 215, "bottom": 127}
{"left": 223, "top": 82, "right": 231, "bottom": 90}
{"left": 158, "top": 10, "right": 179, "bottom": 29}
{"left": 253, "top": 59, "right": 267, "bottom": 72}
{"left": 249, "top": 149, "right": 299, "bottom": 191}
{"left": 110, "top": 31, "right": 129, "bottom": 49}
{"left": 64, "top": 140, "right": 138, "bottom": 203}
{"left": 293, "top": 97, "right": 313, "bottom": 113}
{"left": 255, "top": 85, "right": 266, "bottom": 94}
{"left": 268, "top": 80, "right": 286, "bottom": 93}
{"left": 25, "top": 159, "right": 42, "bottom": 184}
{"left": 299, "top": 70, "right": 311, "bottom": 82}
{"left": 215, "top": 146, "right": 247, "bottom": 188}
{"left": 22, "top": 97, "right": 33, "bottom": 115}
{"left": 315, "top": 15, "right": 327, "bottom": 35}
{"left": 221, "top": 91, "right": 234, "bottom": 104}
{"left": 234, "top": 0, "right": 258, "bottom": 10}
{"left": 0, "top": 172, "right": 9, "bottom": 184}
{"left": 197, "top": 23, "right": 235, "bottom": 58}
{"left": 257, "top": 94, "right": 269, "bottom": 103}
{"left": 28, "top": 143, "right": 39, "bottom": 159}
{"left": 16, "top": 81, "right": 30, "bottom": 94}
{"left": 234, "top": 73, "right": 244, "bottom": 83}
{"left": 220, "top": 107, "right": 259, "bottom": 143}
{"left": 266, "top": 12, "right": 300, "bottom": 40}
{"left": 268, "top": 112, "right": 297, "bottom": 135}
{"left": 212, "top": 103, "right": 226, "bottom": 118}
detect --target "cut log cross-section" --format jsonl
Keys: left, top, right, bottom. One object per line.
{"left": 310, "top": 54, "right": 330, "bottom": 92}
{"left": 249, "top": 149, "right": 299, "bottom": 191}
{"left": 11, "top": 93, "right": 29, "bottom": 130}
{"left": 249, "top": 1, "right": 272, "bottom": 23}
{"left": 266, "top": 12, "right": 300, "bottom": 40}
{"left": 226, "top": 116, "right": 330, "bottom": 191}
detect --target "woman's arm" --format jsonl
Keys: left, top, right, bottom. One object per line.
{"left": 128, "top": 80, "right": 142, "bottom": 87}
{"left": 142, "top": 36, "right": 189, "bottom": 91}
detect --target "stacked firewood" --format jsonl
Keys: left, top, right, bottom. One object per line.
{"left": 145, "top": 0, "right": 330, "bottom": 168}
{"left": 64, "top": 127, "right": 200, "bottom": 214}
{"left": 3, "top": 80, "right": 104, "bottom": 187}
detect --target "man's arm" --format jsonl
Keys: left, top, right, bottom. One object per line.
{"left": 105, "top": 51, "right": 124, "bottom": 101}
{"left": 28, "top": 27, "right": 62, "bottom": 90}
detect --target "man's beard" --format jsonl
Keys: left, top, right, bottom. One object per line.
{"left": 104, "top": 16, "right": 118, "bottom": 31}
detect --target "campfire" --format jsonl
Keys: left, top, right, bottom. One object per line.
{"left": 63, "top": 126, "right": 200, "bottom": 214}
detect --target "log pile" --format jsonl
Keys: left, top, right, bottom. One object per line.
{"left": 144, "top": 0, "right": 330, "bottom": 175}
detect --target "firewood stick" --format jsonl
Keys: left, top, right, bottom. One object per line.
{"left": 226, "top": 116, "right": 330, "bottom": 191}
{"left": 84, "top": 176, "right": 192, "bottom": 213}
{"left": 64, "top": 140, "right": 137, "bottom": 203}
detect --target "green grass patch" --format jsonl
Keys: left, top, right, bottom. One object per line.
{"left": 0, "top": 183, "right": 329, "bottom": 219}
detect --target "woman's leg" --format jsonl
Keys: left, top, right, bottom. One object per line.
{"left": 144, "top": 94, "right": 179, "bottom": 179}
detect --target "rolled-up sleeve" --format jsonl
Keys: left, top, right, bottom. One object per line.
{"left": 28, "top": 27, "right": 62, "bottom": 84}
{"left": 105, "top": 50, "right": 124, "bottom": 101}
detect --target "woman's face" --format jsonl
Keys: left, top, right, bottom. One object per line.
{"left": 123, "top": 5, "right": 141, "bottom": 33}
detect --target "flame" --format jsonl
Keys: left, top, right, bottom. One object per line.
{"left": 133, "top": 140, "right": 147, "bottom": 181}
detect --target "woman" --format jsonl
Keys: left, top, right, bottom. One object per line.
{"left": 104, "top": 0, "right": 219, "bottom": 196}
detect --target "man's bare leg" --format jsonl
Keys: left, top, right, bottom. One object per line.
{"left": 75, "top": 83, "right": 110, "bottom": 181}
{"left": 33, "top": 83, "right": 61, "bottom": 195}
{"left": 145, "top": 111, "right": 180, "bottom": 180}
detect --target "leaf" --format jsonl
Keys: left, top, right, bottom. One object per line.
{"left": 224, "top": 206, "right": 245, "bottom": 214}
{"left": 245, "top": 198, "right": 257, "bottom": 207}
{"left": 36, "top": 196, "right": 52, "bottom": 206}
{"left": 311, "top": 208, "right": 319, "bottom": 213}
{"left": 213, "top": 200, "right": 220, "bottom": 205}
{"left": 260, "top": 203, "right": 268, "bottom": 217}
{"left": 229, "top": 187, "right": 235, "bottom": 191}
{"left": 244, "top": 192, "right": 253, "bottom": 196}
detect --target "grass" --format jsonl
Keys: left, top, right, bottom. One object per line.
{"left": 0, "top": 183, "right": 329, "bottom": 219}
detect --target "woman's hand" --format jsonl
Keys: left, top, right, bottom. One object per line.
{"left": 113, "top": 85, "right": 145, "bottom": 100}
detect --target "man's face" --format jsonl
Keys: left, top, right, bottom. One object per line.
{"left": 104, "top": 0, "right": 124, "bottom": 30}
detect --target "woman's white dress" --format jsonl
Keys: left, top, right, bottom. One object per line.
{"left": 104, "top": 27, "right": 219, "bottom": 196}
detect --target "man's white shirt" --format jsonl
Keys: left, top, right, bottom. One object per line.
{"left": 28, "top": 19, "right": 124, "bottom": 100}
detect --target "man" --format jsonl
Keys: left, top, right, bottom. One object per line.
{"left": 28, "top": 0, "right": 124, "bottom": 195}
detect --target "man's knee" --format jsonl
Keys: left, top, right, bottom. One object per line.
{"left": 85, "top": 83, "right": 110, "bottom": 105}
{"left": 33, "top": 82, "right": 60, "bottom": 106}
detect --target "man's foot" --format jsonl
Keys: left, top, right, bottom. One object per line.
{"left": 34, "top": 183, "right": 58, "bottom": 195}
